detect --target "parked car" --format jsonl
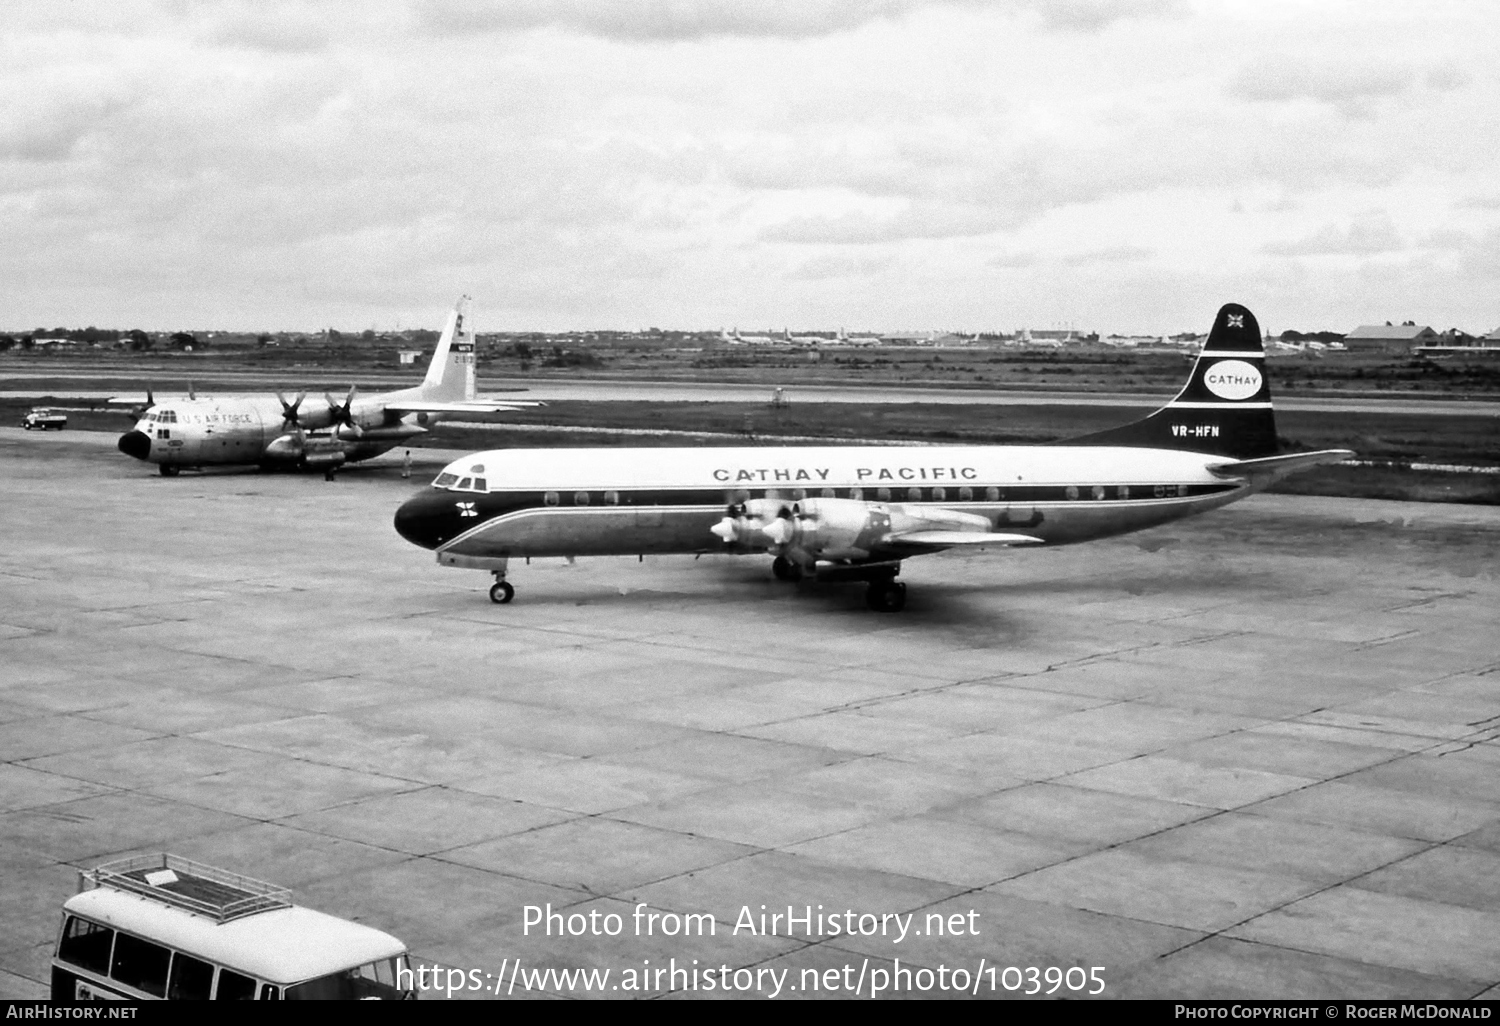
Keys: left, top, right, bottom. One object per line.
{"left": 22, "top": 407, "right": 67, "bottom": 430}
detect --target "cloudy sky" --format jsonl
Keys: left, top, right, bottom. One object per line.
{"left": 4, "top": 0, "right": 1498, "bottom": 334}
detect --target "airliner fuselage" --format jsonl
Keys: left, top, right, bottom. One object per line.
{"left": 393, "top": 303, "right": 1350, "bottom": 611}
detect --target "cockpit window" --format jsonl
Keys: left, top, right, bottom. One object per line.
{"left": 434, "top": 472, "right": 486, "bottom": 492}
{"left": 469, "top": 465, "right": 485, "bottom": 475}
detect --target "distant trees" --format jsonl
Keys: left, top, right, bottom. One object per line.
{"left": 168, "top": 331, "right": 198, "bottom": 350}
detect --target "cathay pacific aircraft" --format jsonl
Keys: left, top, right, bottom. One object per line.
{"left": 394, "top": 304, "right": 1350, "bottom": 611}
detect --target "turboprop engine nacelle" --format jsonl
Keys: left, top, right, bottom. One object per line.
{"left": 781, "top": 498, "right": 994, "bottom": 561}
{"left": 264, "top": 433, "right": 348, "bottom": 468}
{"left": 710, "top": 498, "right": 796, "bottom": 551}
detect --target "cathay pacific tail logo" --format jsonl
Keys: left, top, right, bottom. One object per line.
{"left": 1202, "top": 359, "right": 1262, "bottom": 401}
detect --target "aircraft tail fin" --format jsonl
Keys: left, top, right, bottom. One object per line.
{"left": 1060, "top": 302, "right": 1278, "bottom": 459}
{"left": 420, "top": 296, "right": 477, "bottom": 402}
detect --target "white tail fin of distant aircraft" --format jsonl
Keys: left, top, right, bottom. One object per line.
{"left": 420, "top": 295, "right": 477, "bottom": 403}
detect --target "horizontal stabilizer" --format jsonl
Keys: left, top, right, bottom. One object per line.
{"left": 1207, "top": 449, "right": 1353, "bottom": 479}
{"left": 887, "top": 530, "right": 1043, "bottom": 548}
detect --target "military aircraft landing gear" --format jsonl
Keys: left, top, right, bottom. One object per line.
{"left": 865, "top": 578, "right": 907, "bottom": 613}
{"left": 159, "top": 464, "right": 180, "bottom": 477}
{"left": 771, "top": 555, "right": 803, "bottom": 581}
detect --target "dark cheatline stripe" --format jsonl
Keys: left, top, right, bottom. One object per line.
{"left": 447, "top": 482, "right": 1240, "bottom": 519}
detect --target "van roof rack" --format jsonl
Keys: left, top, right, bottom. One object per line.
{"left": 80, "top": 854, "right": 292, "bottom": 923}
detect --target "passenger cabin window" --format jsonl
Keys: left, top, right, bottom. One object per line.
{"left": 1092, "top": 485, "right": 1106, "bottom": 500}
{"left": 544, "top": 491, "right": 560, "bottom": 507}
{"left": 58, "top": 917, "right": 113, "bottom": 976}
{"left": 574, "top": 491, "right": 590, "bottom": 505}
{"left": 604, "top": 491, "right": 619, "bottom": 505}
{"left": 820, "top": 487, "right": 835, "bottom": 498}
{"left": 1066, "top": 486, "right": 1080, "bottom": 500}
{"left": 959, "top": 486, "right": 973, "bottom": 501}
{"left": 216, "top": 969, "right": 258, "bottom": 1001}
{"left": 876, "top": 488, "right": 891, "bottom": 502}
{"left": 168, "top": 953, "right": 215, "bottom": 1000}
{"left": 986, "top": 486, "right": 1000, "bottom": 501}
{"left": 849, "top": 488, "right": 863, "bottom": 500}
{"left": 1118, "top": 485, "right": 1131, "bottom": 499}
{"left": 932, "top": 487, "right": 946, "bottom": 501}
{"left": 110, "top": 932, "right": 171, "bottom": 997}
{"left": 907, "top": 487, "right": 922, "bottom": 502}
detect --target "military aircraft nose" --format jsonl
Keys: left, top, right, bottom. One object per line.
{"left": 394, "top": 490, "right": 456, "bottom": 550}
{"left": 118, "top": 430, "right": 151, "bottom": 460}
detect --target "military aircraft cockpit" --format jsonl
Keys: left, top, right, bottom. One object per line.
{"left": 432, "top": 464, "right": 488, "bottom": 493}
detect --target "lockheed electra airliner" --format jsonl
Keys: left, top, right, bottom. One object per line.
{"left": 116, "top": 297, "right": 539, "bottom": 477}
{"left": 394, "top": 304, "right": 1351, "bottom": 612}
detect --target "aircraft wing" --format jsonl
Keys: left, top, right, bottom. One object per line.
{"left": 882, "top": 530, "right": 1043, "bottom": 552}
{"left": 385, "top": 399, "right": 546, "bottom": 415}
{"left": 1206, "top": 449, "right": 1353, "bottom": 481}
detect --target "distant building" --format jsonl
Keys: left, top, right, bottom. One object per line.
{"left": 1343, "top": 323, "right": 1439, "bottom": 352}
{"left": 397, "top": 349, "right": 424, "bottom": 365}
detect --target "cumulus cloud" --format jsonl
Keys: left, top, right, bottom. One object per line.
{"left": 418, "top": 0, "right": 935, "bottom": 41}
{"left": 1017, "top": 0, "right": 1186, "bottom": 33}
{"left": 1425, "top": 66, "right": 1471, "bottom": 92}
{"left": 416, "top": 0, "right": 1184, "bottom": 41}
{"left": 761, "top": 200, "right": 1027, "bottom": 244}
{"left": 1060, "top": 245, "right": 1153, "bottom": 265}
{"left": 988, "top": 250, "right": 1039, "bottom": 268}
{"left": 1263, "top": 214, "right": 1404, "bottom": 257}
{"left": 1226, "top": 63, "right": 1412, "bottom": 118}
{"left": 786, "top": 252, "right": 894, "bottom": 280}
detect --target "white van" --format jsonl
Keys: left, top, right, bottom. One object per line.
{"left": 52, "top": 855, "right": 415, "bottom": 1001}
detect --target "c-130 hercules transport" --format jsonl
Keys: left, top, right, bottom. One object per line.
{"left": 394, "top": 304, "right": 1351, "bottom": 611}
{"left": 117, "top": 297, "right": 540, "bottom": 478}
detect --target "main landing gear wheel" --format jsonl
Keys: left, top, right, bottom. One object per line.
{"left": 489, "top": 580, "right": 515, "bottom": 604}
{"left": 159, "top": 464, "right": 180, "bottom": 477}
{"left": 865, "top": 580, "right": 907, "bottom": 613}
{"left": 771, "top": 556, "right": 802, "bottom": 581}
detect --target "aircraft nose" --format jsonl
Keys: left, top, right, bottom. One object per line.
{"left": 117, "top": 430, "right": 151, "bottom": 460}
{"left": 394, "top": 490, "right": 458, "bottom": 550}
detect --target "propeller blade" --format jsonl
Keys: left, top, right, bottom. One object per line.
{"left": 325, "top": 386, "right": 361, "bottom": 437}
{"left": 763, "top": 519, "right": 794, "bottom": 546}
